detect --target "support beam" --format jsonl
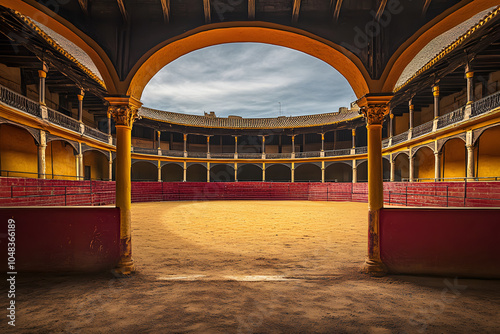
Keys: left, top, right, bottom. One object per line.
{"left": 432, "top": 85, "right": 440, "bottom": 119}
{"left": 77, "top": 90, "right": 84, "bottom": 122}
{"left": 291, "top": 162, "right": 295, "bottom": 182}
{"left": 375, "top": 0, "right": 388, "bottom": 21}
{"left": 358, "top": 94, "right": 392, "bottom": 276}
{"left": 409, "top": 154, "right": 415, "bottom": 182}
{"left": 78, "top": 0, "right": 88, "bottom": 14}
{"left": 422, "top": 0, "right": 432, "bottom": 16}
{"left": 207, "top": 162, "right": 210, "bottom": 182}
{"left": 108, "top": 153, "right": 113, "bottom": 181}
{"left": 183, "top": 133, "right": 188, "bottom": 158}
{"left": 117, "top": 0, "right": 128, "bottom": 21}
{"left": 466, "top": 63, "right": 475, "bottom": 105}
{"left": 106, "top": 96, "right": 142, "bottom": 276}
{"left": 203, "top": 0, "right": 211, "bottom": 24}
{"left": 434, "top": 151, "right": 441, "bottom": 181}
{"left": 262, "top": 135, "right": 266, "bottom": 158}
{"left": 248, "top": 0, "right": 255, "bottom": 20}
{"left": 390, "top": 155, "right": 395, "bottom": 182}
{"left": 38, "top": 130, "right": 46, "bottom": 179}
{"left": 234, "top": 162, "right": 238, "bottom": 182}
{"left": 157, "top": 161, "right": 162, "bottom": 182}
{"left": 183, "top": 162, "right": 187, "bottom": 182}
{"left": 160, "top": 0, "right": 170, "bottom": 23}
{"left": 332, "top": 0, "right": 343, "bottom": 21}
{"left": 352, "top": 160, "right": 357, "bottom": 183}
{"left": 352, "top": 129, "right": 356, "bottom": 148}
{"left": 292, "top": 0, "right": 301, "bottom": 23}
{"left": 291, "top": 135, "right": 296, "bottom": 158}
{"left": 262, "top": 163, "right": 266, "bottom": 182}
{"left": 207, "top": 136, "right": 211, "bottom": 158}
{"left": 38, "top": 64, "right": 48, "bottom": 106}
{"left": 467, "top": 145, "right": 475, "bottom": 179}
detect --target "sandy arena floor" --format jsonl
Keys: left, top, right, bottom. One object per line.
{"left": 7, "top": 201, "right": 500, "bottom": 333}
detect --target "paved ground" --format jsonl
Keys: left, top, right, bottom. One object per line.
{"left": 6, "top": 201, "right": 500, "bottom": 333}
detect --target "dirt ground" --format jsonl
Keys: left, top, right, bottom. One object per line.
{"left": 7, "top": 201, "right": 500, "bottom": 333}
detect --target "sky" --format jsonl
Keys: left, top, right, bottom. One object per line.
{"left": 141, "top": 43, "right": 356, "bottom": 118}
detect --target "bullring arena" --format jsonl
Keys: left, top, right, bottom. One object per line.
{"left": 1, "top": 0, "right": 500, "bottom": 333}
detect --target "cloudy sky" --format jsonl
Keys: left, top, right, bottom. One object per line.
{"left": 141, "top": 43, "right": 356, "bottom": 118}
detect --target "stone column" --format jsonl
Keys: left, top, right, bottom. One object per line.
{"left": 291, "top": 162, "right": 295, "bottom": 182}
{"left": 466, "top": 145, "right": 474, "bottom": 179}
{"left": 352, "top": 160, "right": 357, "bottom": 183}
{"left": 78, "top": 90, "right": 84, "bottom": 122}
{"left": 434, "top": 151, "right": 441, "bottom": 181}
{"left": 261, "top": 135, "right": 266, "bottom": 159}
{"left": 157, "top": 161, "right": 162, "bottom": 182}
{"left": 321, "top": 161, "right": 325, "bottom": 183}
{"left": 408, "top": 100, "right": 414, "bottom": 139}
{"left": 206, "top": 136, "right": 211, "bottom": 158}
{"left": 321, "top": 133, "right": 325, "bottom": 152}
{"left": 390, "top": 155, "right": 395, "bottom": 182}
{"left": 38, "top": 130, "right": 47, "bottom": 179}
{"left": 358, "top": 94, "right": 392, "bottom": 276}
{"left": 352, "top": 129, "right": 356, "bottom": 148}
{"left": 107, "top": 112, "right": 112, "bottom": 135}
{"left": 291, "top": 135, "right": 296, "bottom": 158}
{"left": 234, "top": 136, "right": 238, "bottom": 159}
{"left": 183, "top": 161, "right": 187, "bottom": 182}
{"left": 108, "top": 154, "right": 113, "bottom": 181}
{"left": 106, "top": 96, "right": 142, "bottom": 276}
{"left": 157, "top": 131, "right": 162, "bottom": 155}
{"left": 38, "top": 63, "right": 48, "bottom": 105}
{"left": 432, "top": 85, "right": 440, "bottom": 131}
{"left": 262, "top": 162, "right": 266, "bottom": 182}
{"left": 207, "top": 162, "right": 211, "bottom": 182}
{"left": 183, "top": 134, "right": 188, "bottom": 158}
{"left": 409, "top": 154, "right": 415, "bottom": 182}
{"left": 466, "top": 64, "right": 474, "bottom": 105}
{"left": 234, "top": 162, "right": 238, "bottom": 182}
{"left": 77, "top": 142, "right": 84, "bottom": 180}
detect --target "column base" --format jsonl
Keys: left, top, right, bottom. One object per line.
{"left": 363, "top": 258, "right": 387, "bottom": 277}
{"left": 111, "top": 258, "right": 136, "bottom": 277}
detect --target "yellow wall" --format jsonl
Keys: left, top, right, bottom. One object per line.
{"left": 441, "top": 138, "right": 466, "bottom": 179}
{"left": 477, "top": 126, "right": 500, "bottom": 178}
{"left": 0, "top": 124, "right": 38, "bottom": 178}
{"left": 131, "top": 161, "right": 157, "bottom": 181}
{"left": 83, "top": 151, "right": 109, "bottom": 180}
{"left": 394, "top": 113, "right": 409, "bottom": 135}
{"left": 414, "top": 147, "right": 434, "bottom": 180}
{"left": 46, "top": 141, "right": 77, "bottom": 180}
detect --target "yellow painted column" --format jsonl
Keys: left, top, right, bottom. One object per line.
{"left": 77, "top": 90, "right": 84, "bottom": 122}
{"left": 262, "top": 162, "right": 266, "bottom": 182}
{"left": 38, "top": 130, "right": 47, "bottom": 179}
{"left": 358, "top": 94, "right": 392, "bottom": 276}
{"left": 207, "top": 162, "right": 210, "bottom": 182}
{"left": 106, "top": 97, "right": 142, "bottom": 276}
{"left": 234, "top": 162, "right": 238, "bottom": 182}
{"left": 291, "top": 162, "right": 295, "bottom": 183}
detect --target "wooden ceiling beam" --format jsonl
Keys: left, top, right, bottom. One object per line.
{"left": 78, "top": 0, "right": 88, "bottom": 15}
{"left": 203, "top": 0, "right": 211, "bottom": 24}
{"left": 292, "top": 0, "right": 301, "bottom": 23}
{"left": 117, "top": 0, "right": 128, "bottom": 21}
{"left": 332, "top": 0, "right": 343, "bottom": 22}
{"left": 160, "top": 0, "right": 170, "bottom": 23}
{"left": 375, "top": 0, "right": 388, "bottom": 21}
{"left": 422, "top": 0, "right": 432, "bottom": 16}
{"left": 248, "top": 0, "right": 255, "bottom": 20}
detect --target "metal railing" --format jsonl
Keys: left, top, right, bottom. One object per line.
{"left": 324, "top": 148, "right": 352, "bottom": 157}
{"left": 84, "top": 125, "right": 109, "bottom": 142}
{"left": 209, "top": 152, "right": 236, "bottom": 158}
{"left": 265, "top": 153, "right": 292, "bottom": 159}
{"left": 0, "top": 85, "right": 40, "bottom": 117}
{"left": 471, "top": 90, "right": 500, "bottom": 117}
{"left": 438, "top": 107, "right": 464, "bottom": 129}
{"left": 188, "top": 151, "right": 208, "bottom": 158}
{"left": 295, "top": 151, "right": 321, "bottom": 158}
{"left": 238, "top": 152, "right": 263, "bottom": 159}
{"left": 392, "top": 131, "right": 408, "bottom": 145}
{"left": 382, "top": 138, "right": 390, "bottom": 148}
{"left": 47, "top": 107, "right": 81, "bottom": 133}
{"left": 355, "top": 146, "right": 367, "bottom": 154}
{"left": 133, "top": 147, "right": 159, "bottom": 155}
{"left": 412, "top": 120, "right": 433, "bottom": 138}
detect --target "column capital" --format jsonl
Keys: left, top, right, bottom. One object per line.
{"left": 357, "top": 94, "right": 392, "bottom": 126}
{"left": 105, "top": 96, "right": 142, "bottom": 128}
{"left": 432, "top": 85, "right": 440, "bottom": 96}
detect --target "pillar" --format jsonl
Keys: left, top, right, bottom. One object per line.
{"left": 465, "top": 64, "right": 474, "bottom": 105}
{"left": 38, "top": 130, "right": 47, "bottom": 179}
{"left": 107, "top": 112, "right": 112, "bottom": 136}
{"left": 409, "top": 155, "right": 415, "bottom": 182}
{"left": 207, "top": 162, "right": 210, "bottom": 182}
{"left": 234, "top": 136, "right": 238, "bottom": 159}
{"left": 352, "top": 129, "right": 356, "bottom": 148}
{"left": 352, "top": 160, "right": 357, "bottom": 183}
{"left": 234, "top": 162, "right": 238, "bottom": 182}
{"left": 183, "top": 133, "right": 187, "bottom": 158}
{"left": 466, "top": 145, "right": 474, "bottom": 179}
{"left": 206, "top": 136, "right": 210, "bottom": 158}
{"left": 262, "top": 162, "right": 266, "bottom": 182}
{"left": 321, "top": 133, "right": 325, "bottom": 152}
{"left": 291, "top": 162, "right": 295, "bottom": 182}
{"left": 433, "top": 85, "right": 440, "bottom": 119}
{"left": 389, "top": 113, "right": 394, "bottom": 138}
{"left": 77, "top": 90, "right": 84, "bottom": 122}
{"left": 409, "top": 100, "right": 414, "bottom": 131}
{"left": 358, "top": 94, "right": 392, "bottom": 276}
{"left": 106, "top": 96, "right": 142, "bottom": 276}
{"left": 183, "top": 161, "right": 187, "bottom": 182}
{"left": 291, "top": 135, "right": 296, "bottom": 158}
{"left": 321, "top": 161, "right": 325, "bottom": 183}
{"left": 77, "top": 142, "right": 83, "bottom": 180}
{"left": 38, "top": 63, "right": 48, "bottom": 105}
{"left": 262, "top": 135, "right": 266, "bottom": 158}
{"left": 390, "top": 155, "right": 395, "bottom": 182}
{"left": 108, "top": 155, "right": 113, "bottom": 181}
{"left": 157, "top": 161, "right": 162, "bottom": 182}
{"left": 434, "top": 151, "right": 441, "bottom": 181}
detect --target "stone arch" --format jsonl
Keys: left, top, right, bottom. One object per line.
{"left": 474, "top": 125, "right": 500, "bottom": 178}
{"left": 440, "top": 138, "right": 466, "bottom": 179}
{"left": 83, "top": 150, "right": 110, "bottom": 180}
{"left": 325, "top": 162, "right": 352, "bottom": 182}
{"left": 266, "top": 164, "right": 291, "bottom": 182}
{"left": 437, "top": 135, "right": 466, "bottom": 154}
{"left": 0, "top": 123, "right": 39, "bottom": 178}
{"left": 210, "top": 164, "right": 235, "bottom": 182}
{"left": 295, "top": 163, "right": 321, "bottom": 182}
{"left": 414, "top": 146, "right": 435, "bottom": 180}
{"left": 186, "top": 163, "right": 207, "bottom": 182}
{"left": 356, "top": 161, "right": 368, "bottom": 183}
{"left": 394, "top": 153, "right": 409, "bottom": 182}
{"left": 162, "top": 163, "right": 183, "bottom": 182}
{"left": 238, "top": 164, "right": 262, "bottom": 182}
{"left": 131, "top": 160, "right": 157, "bottom": 181}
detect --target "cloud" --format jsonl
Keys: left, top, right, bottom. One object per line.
{"left": 142, "top": 43, "right": 356, "bottom": 118}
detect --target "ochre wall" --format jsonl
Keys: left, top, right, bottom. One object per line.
{"left": 131, "top": 161, "right": 157, "bottom": 181}
{"left": 477, "top": 126, "right": 500, "bottom": 178}
{"left": 441, "top": 139, "right": 466, "bottom": 179}
{"left": 394, "top": 154, "right": 409, "bottom": 181}
{"left": 394, "top": 114, "right": 409, "bottom": 135}
{"left": 0, "top": 124, "right": 38, "bottom": 178}
{"left": 325, "top": 163, "right": 352, "bottom": 182}
{"left": 414, "top": 147, "right": 434, "bottom": 180}
{"left": 46, "top": 141, "right": 77, "bottom": 180}
{"left": 162, "top": 163, "right": 183, "bottom": 181}
{"left": 83, "top": 151, "right": 109, "bottom": 180}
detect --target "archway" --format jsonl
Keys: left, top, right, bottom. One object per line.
{"left": 382, "top": 158, "right": 391, "bottom": 182}
{"left": 131, "top": 161, "right": 157, "bottom": 181}
{"left": 356, "top": 161, "right": 368, "bottom": 183}
{"left": 325, "top": 163, "right": 352, "bottom": 182}
{"left": 210, "top": 164, "right": 235, "bottom": 182}
{"left": 238, "top": 164, "right": 262, "bottom": 181}
{"left": 414, "top": 147, "right": 435, "bottom": 181}
{"left": 441, "top": 138, "right": 466, "bottom": 179}
{"left": 46, "top": 140, "right": 77, "bottom": 180}
{"left": 394, "top": 153, "right": 409, "bottom": 182}
{"left": 0, "top": 123, "right": 38, "bottom": 178}
{"left": 162, "top": 163, "right": 183, "bottom": 182}
{"left": 83, "top": 150, "right": 110, "bottom": 181}
{"left": 266, "top": 164, "right": 291, "bottom": 182}
{"left": 295, "top": 164, "right": 321, "bottom": 182}
{"left": 187, "top": 164, "right": 207, "bottom": 182}
{"left": 476, "top": 125, "right": 500, "bottom": 178}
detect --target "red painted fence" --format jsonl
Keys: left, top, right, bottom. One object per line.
{"left": 1, "top": 177, "right": 500, "bottom": 207}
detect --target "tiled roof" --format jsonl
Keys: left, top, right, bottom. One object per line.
{"left": 139, "top": 107, "right": 362, "bottom": 129}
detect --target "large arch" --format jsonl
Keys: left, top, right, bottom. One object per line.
{"left": 356, "top": 161, "right": 368, "bottom": 183}
{"left": 441, "top": 138, "right": 466, "bottom": 179}
{"left": 0, "top": 123, "right": 38, "bottom": 178}
{"left": 162, "top": 163, "right": 183, "bottom": 182}
{"left": 266, "top": 164, "right": 291, "bottom": 182}
{"left": 295, "top": 163, "right": 321, "bottom": 182}
{"left": 83, "top": 150, "right": 110, "bottom": 180}
{"left": 394, "top": 153, "right": 409, "bottom": 182}
{"left": 325, "top": 163, "right": 352, "bottom": 182}
{"left": 238, "top": 164, "right": 262, "bottom": 182}
{"left": 186, "top": 164, "right": 207, "bottom": 182}
{"left": 414, "top": 147, "right": 435, "bottom": 181}
{"left": 127, "top": 25, "right": 370, "bottom": 100}
{"left": 210, "top": 164, "right": 235, "bottom": 182}
{"left": 476, "top": 125, "right": 500, "bottom": 178}
{"left": 131, "top": 161, "right": 157, "bottom": 181}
